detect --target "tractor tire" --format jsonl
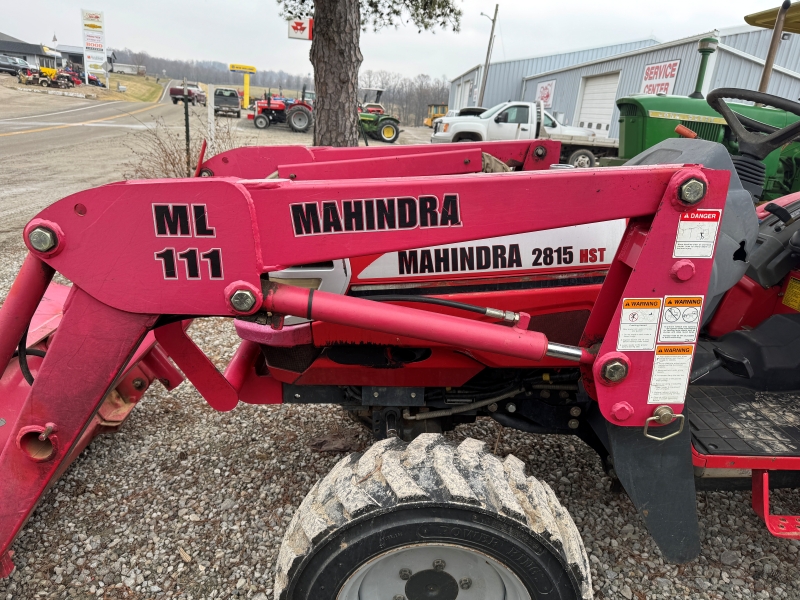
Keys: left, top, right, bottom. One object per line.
{"left": 287, "top": 105, "right": 313, "bottom": 133}
{"left": 275, "top": 434, "right": 592, "bottom": 600}
{"left": 254, "top": 114, "right": 270, "bottom": 129}
{"left": 568, "top": 149, "right": 596, "bottom": 169}
{"left": 378, "top": 121, "right": 400, "bottom": 143}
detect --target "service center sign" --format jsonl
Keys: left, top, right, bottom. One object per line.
{"left": 640, "top": 59, "right": 680, "bottom": 95}
{"left": 535, "top": 80, "right": 556, "bottom": 109}
{"left": 81, "top": 9, "right": 106, "bottom": 77}
{"left": 288, "top": 17, "right": 313, "bottom": 40}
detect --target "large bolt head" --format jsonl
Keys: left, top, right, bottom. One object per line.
{"left": 29, "top": 227, "right": 57, "bottom": 252}
{"left": 601, "top": 359, "right": 628, "bottom": 383}
{"left": 679, "top": 178, "right": 706, "bottom": 204}
{"left": 230, "top": 289, "right": 257, "bottom": 312}
{"left": 432, "top": 559, "right": 446, "bottom": 571}
{"left": 460, "top": 577, "right": 472, "bottom": 590}
{"left": 399, "top": 568, "right": 412, "bottom": 580}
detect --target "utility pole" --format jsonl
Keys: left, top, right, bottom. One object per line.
{"left": 478, "top": 4, "right": 498, "bottom": 107}
{"left": 183, "top": 77, "right": 191, "bottom": 178}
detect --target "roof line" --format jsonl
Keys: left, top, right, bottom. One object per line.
{"left": 483, "top": 37, "right": 660, "bottom": 67}
{"left": 450, "top": 64, "right": 482, "bottom": 82}
{"left": 718, "top": 42, "right": 800, "bottom": 81}
{"left": 522, "top": 30, "right": 717, "bottom": 82}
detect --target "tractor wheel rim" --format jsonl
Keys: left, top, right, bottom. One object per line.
{"left": 382, "top": 125, "right": 395, "bottom": 139}
{"left": 336, "top": 543, "right": 530, "bottom": 600}
{"left": 292, "top": 112, "right": 309, "bottom": 128}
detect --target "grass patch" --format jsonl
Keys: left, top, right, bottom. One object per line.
{"left": 105, "top": 73, "right": 164, "bottom": 102}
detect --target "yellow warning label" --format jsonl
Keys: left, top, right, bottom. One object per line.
{"left": 656, "top": 345, "right": 694, "bottom": 355}
{"left": 623, "top": 298, "right": 662, "bottom": 309}
{"left": 783, "top": 277, "right": 800, "bottom": 312}
{"left": 664, "top": 296, "right": 703, "bottom": 307}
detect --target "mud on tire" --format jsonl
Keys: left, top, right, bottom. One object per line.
{"left": 275, "top": 434, "right": 591, "bottom": 600}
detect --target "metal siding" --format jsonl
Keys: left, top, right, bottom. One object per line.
{"left": 523, "top": 41, "right": 703, "bottom": 138}
{"left": 722, "top": 29, "right": 800, "bottom": 72}
{"left": 448, "top": 66, "right": 480, "bottom": 108}
{"left": 713, "top": 50, "right": 800, "bottom": 101}
{"left": 452, "top": 39, "right": 658, "bottom": 109}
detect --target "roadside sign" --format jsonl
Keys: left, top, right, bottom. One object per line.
{"left": 288, "top": 18, "right": 314, "bottom": 40}
{"left": 81, "top": 9, "right": 107, "bottom": 84}
{"left": 229, "top": 64, "right": 256, "bottom": 74}
{"left": 640, "top": 59, "right": 680, "bottom": 95}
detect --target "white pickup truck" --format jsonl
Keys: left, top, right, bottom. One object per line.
{"left": 431, "top": 101, "right": 619, "bottom": 167}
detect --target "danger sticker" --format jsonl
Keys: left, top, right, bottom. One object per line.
{"left": 647, "top": 345, "right": 694, "bottom": 405}
{"left": 782, "top": 277, "right": 800, "bottom": 312}
{"left": 617, "top": 298, "right": 662, "bottom": 351}
{"left": 673, "top": 210, "right": 721, "bottom": 258}
{"left": 659, "top": 296, "right": 703, "bottom": 343}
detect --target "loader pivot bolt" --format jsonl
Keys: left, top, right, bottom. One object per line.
{"left": 230, "top": 290, "right": 257, "bottom": 312}
{"left": 460, "top": 577, "right": 472, "bottom": 590}
{"left": 399, "top": 568, "right": 412, "bottom": 580}
{"left": 678, "top": 178, "right": 706, "bottom": 204}
{"left": 29, "top": 227, "right": 57, "bottom": 252}
{"left": 611, "top": 401, "right": 634, "bottom": 421}
{"left": 601, "top": 359, "right": 628, "bottom": 383}
{"left": 432, "top": 559, "right": 446, "bottom": 571}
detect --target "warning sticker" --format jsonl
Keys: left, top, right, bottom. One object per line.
{"left": 647, "top": 345, "right": 694, "bottom": 405}
{"left": 783, "top": 277, "right": 800, "bottom": 312}
{"left": 673, "top": 210, "right": 721, "bottom": 258}
{"left": 659, "top": 296, "right": 703, "bottom": 343}
{"left": 617, "top": 298, "right": 662, "bottom": 351}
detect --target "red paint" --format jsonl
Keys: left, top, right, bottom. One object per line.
{"left": 753, "top": 470, "right": 800, "bottom": 539}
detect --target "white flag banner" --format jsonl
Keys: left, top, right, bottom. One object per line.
{"left": 82, "top": 9, "right": 106, "bottom": 76}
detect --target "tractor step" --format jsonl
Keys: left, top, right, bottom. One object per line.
{"left": 688, "top": 386, "right": 800, "bottom": 456}
{"left": 753, "top": 469, "right": 800, "bottom": 538}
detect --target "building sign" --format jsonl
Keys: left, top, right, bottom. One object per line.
{"left": 288, "top": 18, "right": 314, "bottom": 40}
{"left": 640, "top": 59, "right": 680, "bottom": 95}
{"left": 229, "top": 64, "right": 256, "bottom": 74}
{"left": 81, "top": 9, "right": 106, "bottom": 82}
{"left": 535, "top": 80, "right": 556, "bottom": 108}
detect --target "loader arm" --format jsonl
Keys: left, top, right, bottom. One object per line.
{"left": 0, "top": 158, "right": 729, "bottom": 570}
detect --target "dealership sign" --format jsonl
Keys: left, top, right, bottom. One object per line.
{"left": 288, "top": 18, "right": 314, "bottom": 40}
{"left": 81, "top": 9, "right": 106, "bottom": 83}
{"left": 535, "top": 80, "right": 556, "bottom": 108}
{"left": 640, "top": 59, "right": 680, "bottom": 95}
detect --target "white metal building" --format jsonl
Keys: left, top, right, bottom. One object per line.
{"left": 454, "top": 25, "right": 800, "bottom": 142}
{"left": 449, "top": 39, "right": 659, "bottom": 111}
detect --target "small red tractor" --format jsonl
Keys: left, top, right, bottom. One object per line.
{"left": 4, "top": 86, "right": 800, "bottom": 599}
{"left": 250, "top": 90, "right": 313, "bottom": 133}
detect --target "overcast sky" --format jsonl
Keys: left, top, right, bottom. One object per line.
{"left": 3, "top": 0, "right": 785, "bottom": 79}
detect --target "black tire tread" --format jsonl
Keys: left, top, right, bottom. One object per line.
{"left": 275, "top": 433, "right": 591, "bottom": 599}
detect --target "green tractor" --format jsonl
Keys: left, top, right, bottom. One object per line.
{"left": 358, "top": 88, "right": 401, "bottom": 143}
{"left": 605, "top": 3, "right": 800, "bottom": 202}
{"left": 611, "top": 93, "right": 800, "bottom": 202}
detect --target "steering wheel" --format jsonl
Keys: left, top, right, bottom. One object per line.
{"left": 706, "top": 88, "right": 800, "bottom": 160}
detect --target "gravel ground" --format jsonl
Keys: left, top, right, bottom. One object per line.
{"left": 1, "top": 104, "right": 800, "bottom": 599}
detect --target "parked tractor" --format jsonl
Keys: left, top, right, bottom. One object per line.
{"left": 358, "top": 88, "right": 401, "bottom": 143}
{"left": 10, "top": 22, "right": 800, "bottom": 589}
{"left": 250, "top": 91, "right": 313, "bottom": 133}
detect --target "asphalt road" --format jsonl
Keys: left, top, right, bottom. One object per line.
{"left": 0, "top": 82, "right": 211, "bottom": 243}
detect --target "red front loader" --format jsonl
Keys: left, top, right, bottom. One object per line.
{"left": 3, "top": 87, "right": 800, "bottom": 599}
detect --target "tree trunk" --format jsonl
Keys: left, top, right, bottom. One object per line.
{"left": 310, "top": 0, "right": 362, "bottom": 147}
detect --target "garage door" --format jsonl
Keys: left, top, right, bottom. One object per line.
{"left": 577, "top": 73, "right": 620, "bottom": 138}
